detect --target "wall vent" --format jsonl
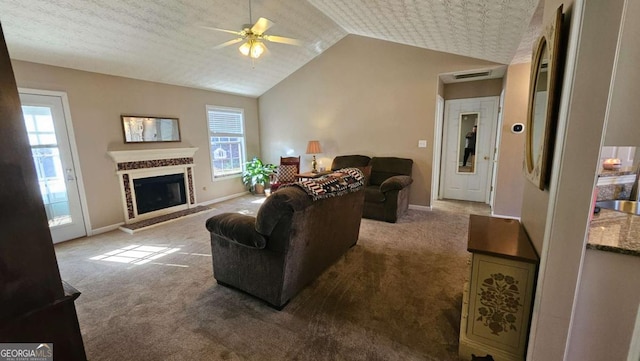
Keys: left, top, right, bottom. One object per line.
{"left": 454, "top": 70, "right": 492, "bottom": 80}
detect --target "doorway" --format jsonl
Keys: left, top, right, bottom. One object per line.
{"left": 439, "top": 97, "right": 499, "bottom": 203}
{"left": 19, "top": 90, "right": 88, "bottom": 243}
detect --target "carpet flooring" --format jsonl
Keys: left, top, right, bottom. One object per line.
{"left": 54, "top": 196, "right": 490, "bottom": 361}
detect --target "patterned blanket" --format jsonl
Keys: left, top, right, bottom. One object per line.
{"left": 282, "top": 167, "right": 366, "bottom": 201}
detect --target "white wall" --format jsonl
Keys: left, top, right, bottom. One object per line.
{"left": 567, "top": 250, "right": 640, "bottom": 360}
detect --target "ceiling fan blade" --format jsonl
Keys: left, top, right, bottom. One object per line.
{"left": 251, "top": 17, "right": 274, "bottom": 35}
{"left": 263, "top": 35, "right": 302, "bottom": 46}
{"left": 200, "top": 25, "right": 243, "bottom": 36}
{"left": 213, "top": 38, "right": 244, "bottom": 49}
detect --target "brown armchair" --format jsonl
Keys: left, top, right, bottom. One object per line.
{"left": 270, "top": 156, "right": 300, "bottom": 192}
{"left": 331, "top": 155, "right": 413, "bottom": 223}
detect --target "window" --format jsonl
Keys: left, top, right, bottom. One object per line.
{"left": 206, "top": 106, "right": 246, "bottom": 179}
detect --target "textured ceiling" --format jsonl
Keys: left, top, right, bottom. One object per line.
{"left": 0, "top": 0, "right": 541, "bottom": 97}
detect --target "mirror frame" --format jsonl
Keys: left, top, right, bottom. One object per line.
{"left": 525, "top": 5, "right": 563, "bottom": 190}
{"left": 121, "top": 115, "right": 181, "bottom": 143}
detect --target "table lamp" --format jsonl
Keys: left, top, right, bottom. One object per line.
{"left": 306, "top": 140, "right": 322, "bottom": 173}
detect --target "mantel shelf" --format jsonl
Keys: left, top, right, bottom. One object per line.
{"left": 107, "top": 147, "right": 198, "bottom": 163}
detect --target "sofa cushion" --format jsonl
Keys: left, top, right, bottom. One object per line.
{"left": 369, "top": 157, "right": 413, "bottom": 186}
{"left": 365, "top": 186, "right": 386, "bottom": 203}
{"left": 256, "top": 187, "right": 311, "bottom": 236}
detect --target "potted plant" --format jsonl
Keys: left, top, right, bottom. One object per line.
{"left": 242, "top": 157, "right": 276, "bottom": 194}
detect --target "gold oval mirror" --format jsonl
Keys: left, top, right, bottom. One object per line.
{"left": 524, "top": 5, "right": 563, "bottom": 190}
{"left": 526, "top": 37, "right": 549, "bottom": 175}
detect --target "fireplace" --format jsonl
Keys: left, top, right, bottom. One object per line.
{"left": 108, "top": 148, "right": 198, "bottom": 224}
{"left": 134, "top": 173, "right": 186, "bottom": 215}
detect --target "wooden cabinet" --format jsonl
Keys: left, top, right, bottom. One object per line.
{"left": 459, "top": 215, "right": 539, "bottom": 361}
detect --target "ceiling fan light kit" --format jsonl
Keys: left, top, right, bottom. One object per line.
{"left": 239, "top": 39, "right": 266, "bottom": 59}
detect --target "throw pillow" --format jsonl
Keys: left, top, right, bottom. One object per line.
{"left": 278, "top": 164, "right": 298, "bottom": 183}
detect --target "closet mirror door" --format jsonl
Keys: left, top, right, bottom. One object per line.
{"left": 458, "top": 113, "right": 479, "bottom": 174}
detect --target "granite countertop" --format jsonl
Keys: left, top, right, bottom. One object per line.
{"left": 598, "top": 166, "right": 636, "bottom": 177}
{"left": 588, "top": 208, "right": 640, "bottom": 257}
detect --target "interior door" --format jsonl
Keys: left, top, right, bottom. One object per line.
{"left": 20, "top": 92, "right": 86, "bottom": 243}
{"left": 441, "top": 97, "right": 498, "bottom": 202}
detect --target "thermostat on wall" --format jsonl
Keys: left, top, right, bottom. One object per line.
{"left": 511, "top": 123, "right": 525, "bottom": 134}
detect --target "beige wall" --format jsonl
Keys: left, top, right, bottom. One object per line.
{"left": 492, "top": 63, "right": 530, "bottom": 218}
{"left": 525, "top": 0, "right": 629, "bottom": 359}
{"left": 258, "top": 34, "right": 500, "bottom": 207}
{"left": 567, "top": 250, "right": 640, "bottom": 360}
{"left": 442, "top": 78, "right": 503, "bottom": 100}
{"left": 12, "top": 61, "right": 259, "bottom": 230}
{"left": 603, "top": 0, "right": 640, "bottom": 145}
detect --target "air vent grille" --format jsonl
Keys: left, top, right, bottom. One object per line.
{"left": 454, "top": 71, "right": 492, "bottom": 80}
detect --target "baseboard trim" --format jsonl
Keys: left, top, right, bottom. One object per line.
{"left": 91, "top": 222, "right": 125, "bottom": 236}
{"left": 199, "top": 191, "right": 249, "bottom": 207}
{"left": 490, "top": 212, "right": 521, "bottom": 221}
{"left": 409, "top": 204, "right": 432, "bottom": 211}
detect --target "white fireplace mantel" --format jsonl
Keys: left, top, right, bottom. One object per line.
{"left": 107, "top": 147, "right": 199, "bottom": 224}
{"left": 107, "top": 147, "right": 198, "bottom": 163}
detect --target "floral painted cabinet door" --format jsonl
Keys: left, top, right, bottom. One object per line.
{"left": 459, "top": 215, "right": 539, "bottom": 361}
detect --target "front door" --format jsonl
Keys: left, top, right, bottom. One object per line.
{"left": 19, "top": 92, "right": 86, "bottom": 243}
{"left": 441, "top": 97, "right": 498, "bottom": 202}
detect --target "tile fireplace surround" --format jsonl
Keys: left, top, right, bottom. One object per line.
{"left": 108, "top": 148, "right": 198, "bottom": 224}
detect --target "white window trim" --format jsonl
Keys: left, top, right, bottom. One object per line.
{"left": 205, "top": 105, "right": 247, "bottom": 182}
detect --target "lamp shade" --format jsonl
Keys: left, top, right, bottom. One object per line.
{"left": 306, "top": 140, "right": 321, "bottom": 154}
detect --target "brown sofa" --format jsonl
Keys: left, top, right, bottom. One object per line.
{"left": 205, "top": 169, "right": 366, "bottom": 309}
{"left": 331, "top": 155, "right": 413, "bottom": 223}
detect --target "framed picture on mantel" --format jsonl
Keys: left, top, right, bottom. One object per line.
{"left": 121, "top": 115, "right": 181, "bottom": 143}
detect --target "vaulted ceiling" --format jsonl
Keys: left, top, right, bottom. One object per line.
{"left": 0, "top": 0, "right": 542, "bottom": 97}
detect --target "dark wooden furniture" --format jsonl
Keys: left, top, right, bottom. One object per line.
{"left": 294, "top": 170, "right": 331, "bottom": 180}
{"left": 0, "top": 24, "right": 86, "bottom": 360}
{"left": 459, "top": 215, "right": 539, "bottom": 361}
{"left": 270, "top": 156, "right": 300, "bottom": 192}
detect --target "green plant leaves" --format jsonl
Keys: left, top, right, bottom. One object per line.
{"left": 241, "top": 157, "right": 276, "bottom": 192}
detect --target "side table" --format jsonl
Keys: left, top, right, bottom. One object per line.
{"left": 295, "top": 170, "right": 331, "bottom": 180}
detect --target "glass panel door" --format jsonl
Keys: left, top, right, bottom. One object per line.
{"left": 20, "top": 93, "right": 86, "bottom": 243}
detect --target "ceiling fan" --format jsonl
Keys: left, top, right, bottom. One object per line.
{"left": 202, "top": 0, "right": 302, "bottom": 59}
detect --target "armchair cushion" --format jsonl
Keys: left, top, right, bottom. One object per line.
{"left": 380, "top": 175, "right": 413, "bottom": 193}
{"left": 365, "top": 186, "right": 386, "bottom": 203}
{"left": 369, "top": 157, "right": 413, "bottom": 186}
{"left": 205, "top": 213, "right": 267, "bottom": 249}
{"left": 331, "top": 155, "right": 371, "bottom": 171}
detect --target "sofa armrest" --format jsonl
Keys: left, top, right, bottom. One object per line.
{"left": 379, "top": 175, "right": 413, "bottom": 193}
{"left": 205, "top": 213, "right": 267, "bottom": 249}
